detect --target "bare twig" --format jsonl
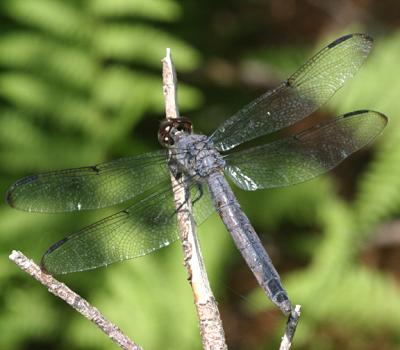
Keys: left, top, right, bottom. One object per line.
{"left": 9, "top": 250, "right": 142, "bottom": 350}
{"left": 162, "top": 49, "right": 228, "bottom": 349}
{"left": 279, "top": 305, "right": 301, "bottom": 350}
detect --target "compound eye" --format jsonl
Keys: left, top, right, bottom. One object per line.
{"left": 164, "top": 136, "right": 174, "bottom": 146}
{"left": 176, "top": 121, "right": 187, "bottom": 132}
{"left": 183, "top": 121, "right": 192, "bottom": 133}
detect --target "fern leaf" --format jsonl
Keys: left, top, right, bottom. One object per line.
{"left": 91, "top": 0, "right": 182, "bottom": 21}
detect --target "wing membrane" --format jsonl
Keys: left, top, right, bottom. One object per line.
{"left": 224, "top": 111, "right": 387, "bottom": 190}
{"left": 6, "top": 150, "right": 170, "bottom": 212}
{"left": 211, "top": 34, "right": 373, "bottom": 151}
{"left": 41, "top": 181, "right": 215, "bottom": 274}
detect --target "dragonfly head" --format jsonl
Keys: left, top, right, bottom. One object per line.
{"left": 158, "top": 117, "right": 193, "bottom": 147}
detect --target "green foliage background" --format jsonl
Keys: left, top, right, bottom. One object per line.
{"left": 1, "top": 1, "right": 400, "bottom": 349}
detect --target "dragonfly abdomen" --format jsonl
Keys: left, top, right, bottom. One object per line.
{"left": 206, "top": 171, "right": 292, "bottom": 315}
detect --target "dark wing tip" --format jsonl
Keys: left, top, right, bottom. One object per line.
{"left": 40, "top": 236, "right": 70, "bottom": 274}
{"left": 343, "top": 110, "right": 389, "bottom": 125}
{"left": 13, "top": 174, "right": 38, "bottom": 186}
{"left": 5, "top": 174, "right": 38, "bottom": 208}
{"left": 342, "top": 109, "right": 371, "bottom": 118}
{"left": 5, "top": 189, "right": 15, "bottom": 207}
{"left": 327, "top": 33, "right": 373, "bottom": 49}
{"left": 328, "top": 34, "right": 354, "bottom": 48}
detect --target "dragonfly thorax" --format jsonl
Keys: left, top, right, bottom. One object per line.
{"left": 169, "top": 133, "right": 225, "bottom": 180}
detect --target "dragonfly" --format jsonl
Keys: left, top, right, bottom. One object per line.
{"left": 6, "top": 33, "right": 387, "bottom": 315}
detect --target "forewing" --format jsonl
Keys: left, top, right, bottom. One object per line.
{"left": 6, "top": 150, "right": 170, "bottom": 212}
{"left": 41, "top": 182, "right": 215, "bottom": 274}
{"left": 211, "top": 34, "right": 373, "bottom": 151}
{"left": 224, "top": 111, "right": 387, "bottom": 190}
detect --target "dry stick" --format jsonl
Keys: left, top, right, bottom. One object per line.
{"left": 162, "top": 48, "right": 228, "bottom": 350}
{"left": 279, "top": 305, "right": 301, "bottom": 350}
{"left": 9, "top": 250, "right": 142, "bottom": 350}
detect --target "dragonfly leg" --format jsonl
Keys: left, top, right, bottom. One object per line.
{"left": 192, "top": 182, "right": 203, "bottom": 205}
{"left": 171, "top": 173, "right": 193, "bottom": 216}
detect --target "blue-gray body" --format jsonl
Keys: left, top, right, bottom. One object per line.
{"left": 170, "top": 133, "right": 292, "bottom": 315}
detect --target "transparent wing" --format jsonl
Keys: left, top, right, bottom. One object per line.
{"left": 6, "top": 150, "right": 170, "bottom": 212}
{"left": 210, "top": 33, "right": 373, "bottom": 151}
{"left": 41, "top": 181, "right": 215, "bottom": 274}
{"left": 224, "top": 110, "right": 387, "bottom": 190}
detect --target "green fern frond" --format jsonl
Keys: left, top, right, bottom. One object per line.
{"left": 354, "top": 126, "right": 400, "bottom": 232}
{"left": 1, "top": 0, "right": 88, "bottom": 41}
{"left": 95, "top": 24, "right": 200, "bottom": 70}
{"left": 0, "top": 33, "right": 95, "bottom": 90}
{"left": 95, "top": 67, "right": 202, "bottom": 113}
{"left": 91, "top": 0, "right": 182, "bottom": 21}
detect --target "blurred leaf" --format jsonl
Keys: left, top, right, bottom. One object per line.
{"left": 1, "top": 0, "right": 89, "bottom": 41}
{"left": 95, "top": 24, "right": 200, "bottom": 70}
{"left": 90, "top": 0, "right": 182, "bottom": 21}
